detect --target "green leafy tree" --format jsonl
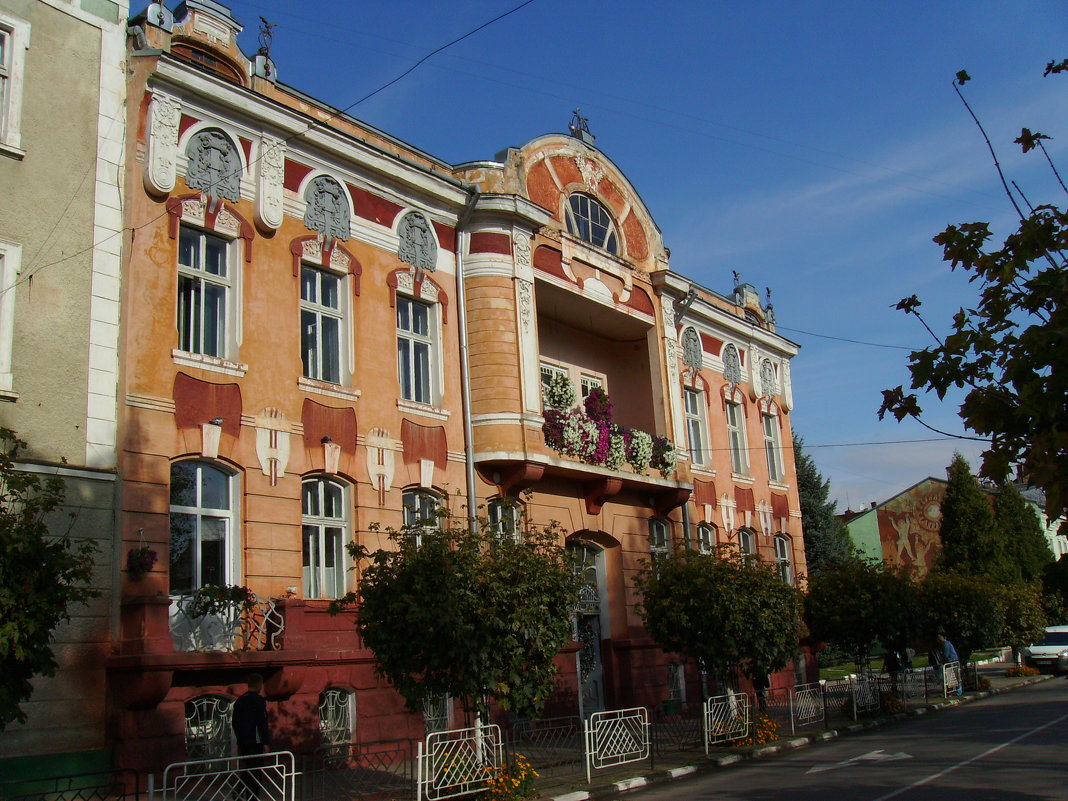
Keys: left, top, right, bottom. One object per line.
{"left": 804, "top": 559, "right": 915, "bottom": 670}
{"left": 917, "top": 571, "right": 1002, "bottom": 662}
{"left": 994, "top": 482, "right": 1053, "bottom": 582}
{"left": 996, "top": 581, "right": 1046, "bottom": 661}
{"left": 636, "top": 547, "right": 802, "bottom": 689}
{"left": 880, "top": 65, "right": 1068, "bottom": 525}
{"left": 794, "top": 434, "right": 854, "bottom": 576}
{"left": 333, "top": 512, "right": 580, "bottom": 721}
{"left": 1040, "top": 555, "right": 1068, "bottom": 624}
{"left": 0, "top": 430, "right": 98, "bottom": 730}
{"left": 938, "top": 453, "right": 1002, "bottom": 576}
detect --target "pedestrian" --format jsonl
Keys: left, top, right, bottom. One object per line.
{"left": 232, "top": 674, "right": 271, "bottom": 800}
{"left": 752, "top": 673, "right": 769, "bottom": 712}
{"left": 883, "top": 647, "right": 902, "bottom": 695}
{"left": 931, "top": 634, "right": 963, "bottom": 696}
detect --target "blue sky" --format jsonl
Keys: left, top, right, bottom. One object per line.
{"left": 223, "top": 0, "right": 1068, "bottom": 510}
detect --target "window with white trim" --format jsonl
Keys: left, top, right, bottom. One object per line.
{"left": 649, "top": 517, "right": 671, "bottom": 571}
{"left": 319, "top": 688, "right": 355, "bottom": 746}
{"left": 738, "top": 528, "right": 755, "bottom": 557}
{"left": 178, "top": 225, "right": 233, "bottom": 359}
{"left": 696, "top": 523, "right": 715, "bottom": 554}
{"left": 684, "top": 388, "right": 708, "bottom": 466}
{"left": 725, "top": 400, "right": 749, "bottom": 474}
{"left": 185, "top": 695, "right": 234, "bottom": 760}
{"left": 763, "top": 413, "right": 784, "bottom": 482}
{"left": 667, "top": 662, "right": 685, "bottom": 703}
{"left": 0, "top": 12, "right": 29, "bottom": 156}
{"left": 579, "top": 374, "right": 603, "bottom": 399}
{"left": 488, "top": 497, "right": 521, "bottom": 543}
{"left": 397, "top": 296, "right": 435, "bottom": 404}
{"left": 774, "top": 535, "right": 793, "bottom": 585}
{"left": 302, "top": 477, "right": 348, "bottom": 599}
{"left": 565, "top": 193, "right": 618, "bottom": 253}
{"left": 169, "top": 460, "right": 238, "bottom": 595}
{"left": 403, "top": 488, "right": 442, "bottom": 546}
{"left": 301, "top": 265, "right": 346, "bottom": 384}
{"left": 539, "top": 358, "right": 607, "bottom": 408}
{"left": 0, "top": 240, "right": 19, "bottom": 397}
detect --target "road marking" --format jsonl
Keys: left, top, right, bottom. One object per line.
{"left": 870, "top": 710, "right": 1068, "bottom": 801}
{"left": 806, "top": 750, "right": 912, "bottom": 774}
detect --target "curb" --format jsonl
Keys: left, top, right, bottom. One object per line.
{"left": 545, "top": 672, "right": 1052, "bottom": 801}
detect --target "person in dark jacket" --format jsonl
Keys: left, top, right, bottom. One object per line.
{"left": 232, "top": 674, "right": 271, "bottom": 799}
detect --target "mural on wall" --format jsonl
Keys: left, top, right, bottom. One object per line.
{"left": 875, "top": 478, "right": 945, "bottom": 576}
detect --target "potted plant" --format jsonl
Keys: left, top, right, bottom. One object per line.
{"left": 125, "top": 545, "right": 158, "bottom": 579}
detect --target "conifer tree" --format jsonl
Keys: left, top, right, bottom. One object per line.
{"left": 794, "top": 434, "right": 853, "bottom": 576}
{"left": 938, "top": 453, "right": 1001, "bottom": 575}
{"left": 994, "top": 482, "right": 1053, "bottom": 582}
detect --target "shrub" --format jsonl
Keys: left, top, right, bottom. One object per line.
{"left": 733, "top": 712, "right": 779, "bottom": 747}
{"left": 484, "top": 753, "right": 538, "bottom": 801}
{"left": 880, "top": 693, "right": 905, "bottom": 715}
{"left": 1005, "top": 665, "right": 1039, "bottom": 677}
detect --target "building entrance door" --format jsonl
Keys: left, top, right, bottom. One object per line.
{"left": 569, "top": 541, "right": 605, "bottom": 718}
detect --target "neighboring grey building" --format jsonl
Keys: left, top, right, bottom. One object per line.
{"left": 1017, "top": 484, "right": 1068, "bottom": 561}
{"left": 0, "top": 0, "right": 127, "bottom": 778}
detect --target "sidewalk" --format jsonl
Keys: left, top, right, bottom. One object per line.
{"left": 538, "top": 661, "right": 1053, "bottom": 801}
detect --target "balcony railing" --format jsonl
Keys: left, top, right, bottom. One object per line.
{"left": 169, "top": 592, "right": 283, "bottom": 652}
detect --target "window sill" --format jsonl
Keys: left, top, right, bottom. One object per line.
{"left": 396, "top": 398, "right": 451, "bottom": 421}
{"left": 731, "top": 472, "right": 755, "bottom": 484}
{"left": 298, "top": 376, "right": 361, "bottom": 402}
{"left": 769, "top": 480, "right": 790, "bottom": 492}
{"left": 690, "top": 464, "right": 717, "bottom": 478}
{"left": 0, "top": 143, "right": 26, "bottom": 161}
{"left": 172, "top": 350, "right": 248, "bottom": 377}
{"left": 0, "top": 388, "right": 18, "bottom": 402}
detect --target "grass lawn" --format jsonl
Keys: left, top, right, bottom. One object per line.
{"left": 818, "top": 647, "right": 1005, "bottom": 680}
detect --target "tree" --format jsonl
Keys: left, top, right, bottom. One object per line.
{"left": 794, "top": 434, "right": 854, "bottom": 576}
{"left": 995, "top": 581, "right": 1046, "bottom": 662}
{"left": 916, "top": 571, "right": 1002, "bottom": 663}
{"left": 0, "top": 430, "right": 98, "bottom": 730}
{"left": 332, "top": 511, "right": 580, "bottom": 721}
{"left": 880, "top": 65, "right": 1068, "bottom": 525}
{"left": 993, "top": 482, "right": 1053, "bottom": 582}
{"left": 636, "top": 547, "right": 802, "bottom": 690}
{"left": 1040, "top": 555, "right": 1068, "bottom": 624}
{"left": 804, "top": 559, "right": 915, "bottom": 670}
{"left": 938, "top": 453, "right": 1002, "bottom": 576}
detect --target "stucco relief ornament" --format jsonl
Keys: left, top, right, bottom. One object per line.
{"left": 517, "top": 280, "right": 533, "bottom": 331}
{"left": 722, "top": 343, "right": 742, "bottom": 385}
{"left": 304, "top": 176, "right": 350, "bottom": 242}
{"left": 145, "top": 92, "right": 181, "bottom": 195}
{"left": 185, "top": 129, "right": 241, "bottom": 203}
{"left": 397, "top": 211, "right": 436, "bottom": 277}
{"left": 760, "top": 359, "right": 777, "bottom": 397}
{"left": 513, "top": 233, "right": 531, "bottom": 266}
{"left": 682, "top": 327, "right": 703, "bottom": 372}
{"left": 256, "top": 136, "right": 285, "bottom": 230}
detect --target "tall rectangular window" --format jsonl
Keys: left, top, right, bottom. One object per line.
{"left": 169, "top": 461, "right": 235, "bottom": 596}
{"left": 649, "top": 518, "right": 671, "bottom": 574}
{"left": 302, "top": 478, "right": 347, "bottom": 598}
{"left": 397, "top": 296, "right": 433, "bottom": 404}
{"left": 301, "top": 266, "right": 343, "bottom": 384}
{"left": 0, "top": 29, "right": 9, "bottom": 141}
{"left": 684, "top": 388, "right": 708, "bottom": 466}
{"left": 726, "top": 400, "right": 749, "bottom": 474}
{"left": 0, "top": 12, "right": 29, "bottom": 155}
{"left": 763, "top": 413, "right": 784, "bottom": 482}
{"left": 177, "top": 226, "right": 230, "bottom": 358}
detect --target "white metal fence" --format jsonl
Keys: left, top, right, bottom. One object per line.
{"left": 942, "top": 661, "right": 962, "bottom": 697}
{"left": 584, "top": 707, "right": 650, "bottom": 783}
{"left": 703, "top": 692, "right": 749, "bottom": 753}
{"left": 416, "top": 723, "right": 503, "bottom": 801}
{"left": 791, "top": 682, "right": 824, "bottom": 730}
{"left": 152, "top": 751, "right": 297, "bottom": 801}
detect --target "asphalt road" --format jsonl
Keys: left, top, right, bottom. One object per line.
{"left": 626, "top": 678, "right": 1068, "bottom": 801}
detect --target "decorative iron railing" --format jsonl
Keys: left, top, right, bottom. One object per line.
{"left": 792, "top": 682, "right": 825, "bottom": 730}
{"left": 942, "top": 661, "right": 962, "bottom": 697}
{"left": 507, "top": 716, "right": 583, "bottom": 778}
{"left": 153, "top": 751, "right": 297, "bottom": 801}
{"left": 169, "top": 594, "right": 283, "bottom": 651}
{"left": 703, "top": 692, "right": 749, "bottom": 752}
{"left": 0, "top": 770, "right": 138, "bottom": 801}
{"left": 416, "top": 724, "right": 503, "bottom": 801}
{"left": 300, "top": 739, "right": 417, "bottom": 801}
{"left": 584, "top": 707, "right": 650, "bottom": 783}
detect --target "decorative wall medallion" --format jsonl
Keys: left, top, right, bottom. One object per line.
{"left": 145, "top": 91, "right": 181, "bottom": 195}
{"left": 760, "top": 359, "right": 777, "bottom": 397}
{"left": 682, "top": 327, "right": 703, "bottom": 372}
{"left": 397, "top": 211, "right": 436, "bottom": 274}
{"left": 256, "top": 136, "right": 285, "bottom": 230}
{"left": 575, "top": 155, "right": 604, "bottom": 189}
{"left": 513, "top": 233, "right": 531, "bottom": 266}
{"left": 185, "top": 128, "right": 241, "bottom": 202}
{"left": 215, "top": 209, "right": 240, "bottom": 237}
{"left": 181, "top": 198, "right": 206, "bottom": 224}
{"left": 723, "top": 343, "right": 742, "bottom": 385}
{"left": 302, "top": 238, "right": 321, "bottom": 260}
{"left": 395, "top": 269, "right": 414, "bottom": 294}
{"left": 304, "top": 175, "right": 350, "bottom": 241}
{"left": 254, "top": 407, "right": 291, "bottom": 487}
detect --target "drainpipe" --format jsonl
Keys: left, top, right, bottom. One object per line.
{"left": 681, "top": 497, "right": 693, "bottom": 550}
{"left": 456, "top": 189, "right": 481, "bottom": 534}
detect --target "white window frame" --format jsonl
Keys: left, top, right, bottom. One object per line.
{"left": 0, "top": 11, "right": 29, "bottom": 158}
{"left": 168, "top": 460, "right": 239, "bottom": 596}
{"left": 488, "top": 497, "right": 521, "bottom": 543}
{"left": 177, "top": 224, "right": 236, "bottom": 360}
{"left": 684, "top": 387, "right": 708, "bottom": 466}
{"left": 302, "top": 477, "right": 349, "bottom": 599}
{"left": 0, "top": 240, "right": 20, "bottom": 398}
{"left": 774, "top": 534, "right": 793, "bottom": 585}
{"left": 396, "top": 294, "right": 438, "bottom": 405}
{"left": 403, "top": 487, "right": 443, "bottom": 546}
{"left": 725, "top": 398, "right": 749, "bottom": 475}
{"left": 539, "top": 357, "right": 607, "bottom": 408}
{"left": 696, "top": 523, "right": 715, "bottom": 554}
{"left": 649, "top": 517, "right": 671, "bottom": 571}
{"left": 185, "top": 695, "right": 234, "bottom": 761}
{"left": 667, "top": 662, "right": 686, "bottom": 703}
{"left": 564, "top": 193, "right": 619, "bottom": 253}
{"left": 738, "top": 528, "right": 755, "bottom": 557}
{"left": 319, "top": 687, "right": 356, "bottom": 746}
{"left": 300, "top": 263, "right": 350, "bottom": 386}
{"left": 763, "top": 412, "right": 784, "bottom": 482}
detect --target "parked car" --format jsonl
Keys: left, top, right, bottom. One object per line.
{"left": 1021, "top": 626, "right": 1068, "bottom": 673}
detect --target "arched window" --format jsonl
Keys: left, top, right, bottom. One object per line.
{"left": 649, "top": 517, "right": 671, "bottom": 572}
{"left": 565, "top": 193, "right": 618, "bottom": 253}
{"left": 319, "top": 687, "right": 355, "bottom": 746}
{"left": 185, "top": 695, "right": 234, "bottom": 760}
{"left": 738, "top": 528, "right": 756, "bottom": 557}
{"left": 403, "top": 488, "right": 443, "bottom": 545}
{"left": 696, "top": 523, "right": 716, "bottom": 554}
{"left": 488, "top": 497, "right": 521, "bottom": 543}
{"left": 302, "top": 477, "right": 348, "bottom": 598}
{"left": 774, "top": 535, "right": 794, "bottom": 585}
{"left": 169, "top": 460, "right": 237, "bottom": 595}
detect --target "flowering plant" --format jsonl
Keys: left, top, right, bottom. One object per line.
{"left": 651, "top": 435, "right": 677, "bottom": 476}
{"left": 184, "top": 584, "right": 256, "bottom": 618}
{"left": 626, "top": 430, "right": 653, "bottom": 473}
{"left": 732, "top": 712, "right": 779, "bottom": 747}
{"left": 544, "top": 372, "right": 576, "bottom": 412}
{"left": 484, "top": 753, "right": 538, "bottom": 801}
{"left": 125, "top": 545, "right": 158, "bottom": 578}
{"left": 583, "top": 387, "right": 613, "bottom": 424}
{"left": 605, "top": 431, "right": 626, "bottom": 470}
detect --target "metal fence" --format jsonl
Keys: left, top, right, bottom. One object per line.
{"left": 583, "top": 707, "right": 650, "bottom": 783}
{"left": 650, "top": 702, "right": 704, "bottom": 756}
{"left": 942, "top": 661, "right": 962, "bottom": 697}
{"left": 505, "top": 716, "right": 583, "bottom": 779}
{"left": 416, "top": 724, "right": 503, "bottom": 801}
{"left": 0, "top": 771, "right": 139, "bottom": 801}
{"left": 152, "top": 751, "right": 297, "bottom": 801}
{"left": 792, "top": 682, "right": 825, "bottom": 732}
{"left": 703, "top": 692, "right": 749, "bottom": 752}
{"left": 169, "top": 594, "right": 283, "bottom": 652}
{"left": 299, "top": 739, "right": 416, "bottom": 801}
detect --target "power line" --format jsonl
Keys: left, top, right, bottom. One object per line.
{"left": 774, "top": 325, "right": 919, "bottom": 351}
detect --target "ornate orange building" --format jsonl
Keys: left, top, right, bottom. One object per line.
{"left": 101, "top": 0, "right": 807, "bottom": 774}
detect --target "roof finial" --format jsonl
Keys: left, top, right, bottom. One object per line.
{"left": 569, "top": 108, "right": 596, "bottom": 145}
{"left": 258, "top": 16, "right": 276, "bottom": 58}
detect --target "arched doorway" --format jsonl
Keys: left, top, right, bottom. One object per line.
{"left": 568, "top": 540, "right": 606, "bottom": 718}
